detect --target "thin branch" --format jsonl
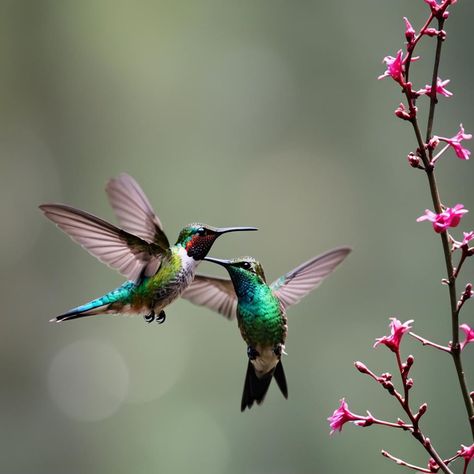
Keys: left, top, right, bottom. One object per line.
{"left": 381, "top": 450, "right": 438, "bottom": 473}
{"left": 409, "top": 331, "right": 451, "bottom": 352}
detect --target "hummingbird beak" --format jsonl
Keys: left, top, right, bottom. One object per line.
{"left": 203, "top": 256, "right": 232, "bottom": 267}
{"left": 214, "top": 226, "right": 257, "bottom": 235}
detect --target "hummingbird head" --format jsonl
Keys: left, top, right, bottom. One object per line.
{"left": 176, "top": 224, "right": 257, "bottom": 261}
{"left": 204, "top": 256, "right": 267, "bottom": 294}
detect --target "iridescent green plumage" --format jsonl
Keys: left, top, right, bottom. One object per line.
{"left": 182, "top": 248, "right": 352, "bottom": 410}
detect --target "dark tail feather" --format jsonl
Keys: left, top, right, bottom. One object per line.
{"left": 52, "top": 305, "right": 110, "bottom": 323}
{"left": 241, "top": 360, "right": 288, "bottom": 411}
{"left": 273, "top": 360, "right": 288, "bottom": 399}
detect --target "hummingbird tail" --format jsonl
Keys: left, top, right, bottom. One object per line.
{"left": 50, "top": 282, "right": 137, "bottom": 322}
{"left": 240, "top": 360, "right": 288, "bottom": 412}
{"left": 52, "top": 303, "right": 111, "bottom": 323}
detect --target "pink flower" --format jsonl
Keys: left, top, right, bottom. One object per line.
{"left": 417, "top": 204, "right": 468, "bottom": 233}
{"left": 436, "top": 124, "right": 472, "bottom": 160}
{"left": 452, "top": 231, "right": 474, "bottom": 250}
{"left": 457, "top": 444, "right": 474, "bottom": 472}
{"left": 425, "top": 0, "right": 457, "bottom": 14}
{"left": 458, "top": 444, "right": 474, "bottom": 461}
{"left": 418, "top": 77, "right": 453, "bottom": 98}
{"left": 378, "top": 50, "right": 404, "bottom": 84}
{"left": 374, "top": 318, "right": 413, "bottom": 353}
{"left": 460, "top": 324, "right": 474, "bottom": 350}
{"left": 328, "top": 399, "right": 367, "bottom": 434}
{"left": 424, "top": 0, "right": 440, "bottom": 10}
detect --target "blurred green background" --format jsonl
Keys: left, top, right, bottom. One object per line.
{"left": 1, "top": 0, "right": 473, "bottom": 472}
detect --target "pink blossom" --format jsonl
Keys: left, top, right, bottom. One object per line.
{"left": 458, "top": 444, "right": 474, "bottom": 461}
{"left": 424, "top": 0, "right": 440, "bottom": 11}
{"left": 460, "top": 324, "right": 474, "bottom": 350}
{"left": 378, "top": 50, "right": 404, "bottom": 84}
{"left": 436, "top": 124, "right": 472, "bottom": 160}
{"left": 425, "top": 0, "right": 457, "bottom": 14}
{"left": 418, "top": 77, "right": 453, "bottom": 98}
{"left": 417, "top": 204, "right": 468, "bottom": 233}
{"left": 452, "top": 231, "right": 474, "bottom": 250}
{"left": 458, "top": 444, "right": 474, "bottom": 473}
{"left": 328, "top": 399, "right": 366, "bottom": 434}
{"left": 374, "top": 318, "right": 413, "bottom": 353}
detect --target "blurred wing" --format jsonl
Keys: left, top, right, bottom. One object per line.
{"left": 106, "top": 173, "right": 170, "bottom": 250}
{"left": 39, "top": 203, "right": 166, "bottom": 281}
{"left": 270, "top": 247, "right": 351, "bottom": 309}
{"left": 181, "top": 275, "right": 237, "bottom": 320}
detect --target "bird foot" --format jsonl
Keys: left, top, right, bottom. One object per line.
{"left": 273, "top": 344, "right": 286, "bottom": 357}
{"left": 144, "top": 311, "right": 155, "bottom": 324}
{"left": 156, "top": 310, "right": 166, "bottom": 324}
{"left": 247, "top": 346, "right": 260, "bottom": 360}
{"left": 143, "top": 310, "right": 166, "bottom": 324}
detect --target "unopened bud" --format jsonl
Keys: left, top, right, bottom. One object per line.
{"left": 381, "top": 372, "right": 392, "bottom": 381}
{"left": 406, "top": 378, "right": 414, "bottom": 389}
{"left": 407, "top": 152, "right": 421, "bottom": 168}
{"left": 417, "top": 403, "right": 428, "bottom": 420}
{"left": 428, "top": 458, "right": 439, "bottom": 472}
{"left": 428, "top": 137, "right": 440, "bottom": 150}
{"left": 382, "top": 380, "right": 395, "bottom": 395}
{"left": 403, "top": 17, "right": 416, "bottom": 43}
{"left": 395, "top": 103, "right": 412, "bottom": 121}
{"left": 425, "top": 28, "right": 440, "bottom": 37}
{"left": 354, "top": 361, "right": 370, "bottom": 375}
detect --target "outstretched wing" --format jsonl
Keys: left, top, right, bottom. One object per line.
{"left": 106, "top": 173, "right": 170, "bottom": 250}
{"left": 181, "top": 275, "right": 237, "bottom": 320}
{"left": 270, "top": 247, "right": 351, "bottom": 309}
{"left": 39, "top": 204, "right": 166, "bottom": 281}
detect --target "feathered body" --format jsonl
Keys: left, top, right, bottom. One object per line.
{"left": 58, "top": 245, "right": 196, "bottom": 320}
{"left": 232, "top": 268, "right": 287, "bottom": 376}
{"left": 39, "top": 173, "right": 256, "bottom": 323}
{"left": 182, "top": 249, "right": 352, "bottom": 411}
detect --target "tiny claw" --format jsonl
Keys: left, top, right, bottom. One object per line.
{"left": 144, "top": 311, "right": 155, "bottom": 324}
{"left": 247, "top": 346, "right": 260, "bottom": 360}
{"left": 273, "top": 344, "right": 287, "bottom": 357}
{"left": 156, "top": 310, "right": 166, "bottom": 324}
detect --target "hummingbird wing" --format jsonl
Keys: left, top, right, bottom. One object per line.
{"left": 105, "top": 173, "right": 170, "bottom": 251}
{"left": 181, "top": 275, "right": 237, "bottom": 320}
{"left": 270, "top": 247, "right": 351, "bottom": 309}
{"left": 39, "top": 203, "right": 166, "bottom": 281}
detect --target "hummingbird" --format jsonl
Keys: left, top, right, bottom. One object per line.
{"left": 39, "top": 173, "right": 257, "bottom": 323}
{"left": 181, "top": 247, "right": 351, "bottom": 411}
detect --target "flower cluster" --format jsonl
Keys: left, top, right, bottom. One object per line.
{"left": 329, "top": 1, "right": 474, "bottom": 472}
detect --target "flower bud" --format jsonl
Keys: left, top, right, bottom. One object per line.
{"left": 417, "top": 403, "right": 428, "bottom": 420}
{"left": 395, "top": 103, "right": 412, "bottom": 121}
{"left": 381, "top": 372, "right": 392, "bottom": 381}
{"left": 407, "top": 152, "right": 421, "bottom": 168}
{"left": 403, "top": 17, "right": 416, "bottom": 43}
{"left": 354, "top": 361, "right": 370, "bottom": 374}
{"left": 427, "top": 137, "right": 440, "bottom": 150}
{"left": 425, "top": 28, "right": 440, "bottom": 37}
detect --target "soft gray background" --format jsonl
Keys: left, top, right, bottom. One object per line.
{"left": 1, "top": 1, "right": 473, "bottom": 473}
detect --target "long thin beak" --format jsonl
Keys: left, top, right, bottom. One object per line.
{"left": 204, "top": 256, "right": 232, "bottom": 267}
{"left": 215, "top": 226, "right": 257, "bottom": 234}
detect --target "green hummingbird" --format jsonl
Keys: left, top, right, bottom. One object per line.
{"left": 39, "top": 173, "right": 257, "bottom": 323}
{"left": 181, "top": 248, "right": 351, "bottom": 411}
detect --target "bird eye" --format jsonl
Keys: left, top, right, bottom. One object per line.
{"left": 197, "top": 228, "right": 206, "bottom": 236}
{"left": 242, "top": 262, "right": 252, "bottom": 270}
